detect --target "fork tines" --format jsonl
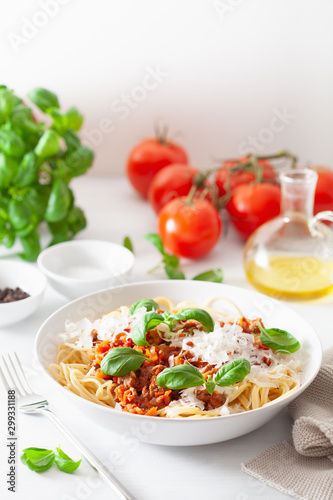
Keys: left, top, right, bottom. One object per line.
{"left": 0, "top": 353, "right": 33, "bottom": 396}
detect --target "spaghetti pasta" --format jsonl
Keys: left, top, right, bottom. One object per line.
{"left": 50, "top": 296, "right": 303, "bottom": 418}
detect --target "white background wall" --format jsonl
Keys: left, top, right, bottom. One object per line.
{"left": 2, "top": 0, "right": 333, "bottom": 175}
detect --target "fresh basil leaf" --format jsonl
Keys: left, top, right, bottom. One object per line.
{"left": 129, "top": 299, "right": 159, "bottom": 315}
{"left": 0, "top": 153, "right": 19, "bottom": 188}
{"left": 11, "top": 105, "right": 43, "bottom": 138}
{"left": 35, "top": 129, "right": 60, "bottom": 158}
{"left": 123, "top": 236, "right": 134, "bottom": 253}
{"left": 49, "top": 107, "right": 83, "bottom": 134}
{"left": 0, "top": 88, "right": 22, "bottom": 122}
{"left": 63, "top": 129, "right": 80, "bottom": 151}
{"left": 192, "top": 268, "right": 223, "bottom": 283}
{"left": 101, "top": 347, "right": 151, "bottom": 376}
{"left": 131, "top": 311, "right": 165, "bottom": 346}
{"left": 145, "top": 233, "right": 165, "bottom": 255}
{"left": 205, "top": 375, "right": 216, "bottom": 395}
{"left": 0, "top": 129, "right": 25, "bottom": 158}
{"left": 13, "top": 152, "right": 39, "bottom": 187}
{"left": 215, "top": 358, "right": 251, "bottom": 387}
{"left": 164, "top": 265, "right": 185, "bottom": 280}
{"left": 163, "top": 253, "right": 179, "bottom": 268}
{"left": 258, "top": 323, "right": 300, "bottom": 353}
{"left": 28, "top": 88, "right": 59, "bottom": 112}
{"left": 45, "top": 179, "right": 72, "bottom": 222}
{"left": 19, "top": 230, "right": 41, "bottom": 261}
{"left": 170, "top": 308, "right": 214, "bottom": 332}
{"left": 156, "top": 364, "right": 204, "bottom": 390}
{"left": 54, "top": 447, "right": 81, "bottom": 473}
{"left": 20, "top": 447, "right": 55, "bottom": 472}
{"left": 65, "top": 145, "right": 94, "bottom": 177}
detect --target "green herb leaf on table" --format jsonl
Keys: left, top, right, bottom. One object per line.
{"left": 20, "top": 447, "right": 55, "bottom": 472}
{"left": 129, "top": 299, "right": 159, "bottom": 315}
{"left": 215, "top": 358, "right": 251, "bottom": 387}
{"left": 130, "top": 311, "right": 165, "bottom": 346}
{"left": 54, "top": 447, "right": 81, "bottom": 473}
{"left": 156, "top": 364, "right": 205, "bottom": 391}
{"left": 145, "top": 233, "right": 165, "bottom": 255}
{"left": 101, "top": 347, "right": 152, "bottom": 376}
{"left": 258, "top": 323, "right": 300, "bottom": 353}
{"left": 192, "top": 268, "right": 223, "bottom": 283}
{"left": 123, "top": 236, "right": 134, "bottom": 253}
{"left": 164, "top": 265, "right": 185, "bottom": 280}
{"left": 145, "top": 232, "right": 222, "bottom": 282}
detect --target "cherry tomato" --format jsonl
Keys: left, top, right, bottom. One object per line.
{"left": 227, "top": 183, "right": 281, "bottom": 239}
{"left": 126, "top": 138, "right": 188, "bottom": 198}
{"left": 148, "top": 164, "right": 211, "bottom": 214}
{"left": 215, "top": 158, "right": 276, "bottom": 197}
{"left": 310, "top": 166, "right": 333, "bottom": 214}
{"left": 158, "top": 197, "right": 222, "bottom": 259}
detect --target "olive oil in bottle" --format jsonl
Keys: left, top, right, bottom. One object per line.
{"left": 244, "top": 169, "right": 333, "bottom": 300}
{"left": 245, "top": 255, "right": 333, "bottom": 300}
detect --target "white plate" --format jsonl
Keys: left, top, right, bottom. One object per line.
{"left": 35, "top": 280, "right": 322, "bottom": 446}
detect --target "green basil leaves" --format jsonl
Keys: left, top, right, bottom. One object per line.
{"left": 54, "top": 447, "right": 81, "bottom": 473}
{"left": 168, "top": 308, "right": 214, "bottom": 332}
{"left": 215, "top": 358, "right": 251, "bottom": 386}
{"left": 20, "top": 446, "right": 81, "bottom": 474}
{"left": 156, "top": 357, "right": 250, "bottom": 393}
{"left": 258, "top": 323, "right": 300, "bottom": 353}
{"left": 128, "top": 304, "right": 215, "bottom": 346}
{"left": 20, "top": 447, "right": 55, "bottom": 472}
{"left": 129, "top": 299, "right": 159, "bottom": 316}
{"left": 192, "top": 268, "right": 223, "bottom": 283}
{"left": 156, "top": 364, "right": 205, "bottom": 390}
{"left": 131, "top": 312, "right": 165, "bottom": 346}
{"left": 100, "top": 347, "right": 151, "bottom": 376}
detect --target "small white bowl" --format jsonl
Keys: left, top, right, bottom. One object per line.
{"left": 0, "top": 260, "right": 47, "bottom": 327}
{"left": 37, "top": 239, "right": 135, "bottom": 299}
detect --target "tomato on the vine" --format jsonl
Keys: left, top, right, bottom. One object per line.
{"left": 158, "top": 197, "right": 221, "bottom": 259}
{"left": 310, "top": 166, "right": 333, "bottom": 214}
{"left": 126, "top": 138, "right": 188, "bottom": 198}
{"left": 226, "top": 183, "right": 281, "bottom": 239}
{"left": 215, "top": 158, "right": 276, "bottom": 197}
{"left": 148, "top": 164, "right": 211, "bottom": 214}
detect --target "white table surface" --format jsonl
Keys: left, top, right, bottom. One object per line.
{"left": 1, "top": 176, "right": 332, "bottom": 500}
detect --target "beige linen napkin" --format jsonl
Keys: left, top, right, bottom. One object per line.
{"left": 242, "top": 347, "right": 333, "bottom": 500}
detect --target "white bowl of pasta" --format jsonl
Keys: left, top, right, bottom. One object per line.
{"left": 35, "top": 280, "right": 322, "bottom": 446}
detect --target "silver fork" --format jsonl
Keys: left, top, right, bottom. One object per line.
{"left": 0, "top": 353, "right": 135, "bottom": 500}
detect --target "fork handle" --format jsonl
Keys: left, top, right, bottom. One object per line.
{"left": 39, "top": 408, "right": 135, "bottom": 500}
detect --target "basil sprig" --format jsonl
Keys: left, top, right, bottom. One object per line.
{"left": 258, "top": 323, "right": 300, "bottom": 353}
{"left": 21, "top": 446, "right": 81, "bottom": 474}
{"left": 101, "top": 347, "right": 151, "bottom": 375}
{"left": 130, "top": 307, "right": 215, "bottom": 346}
{"left": 156, "top": 357, "right": 250, "bottom": 393}
{"left": 129, "top": 299, "right": 159, "bottom": 316}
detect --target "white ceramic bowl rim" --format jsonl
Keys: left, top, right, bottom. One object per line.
{"left": 35, "top": 280, "right": 323, "bottom": 423}
{"left": 0, "top": 260, "right": 47, "bottom": 302}
{"left": 37, "top": 239, "right": 135, "bottom": 283}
